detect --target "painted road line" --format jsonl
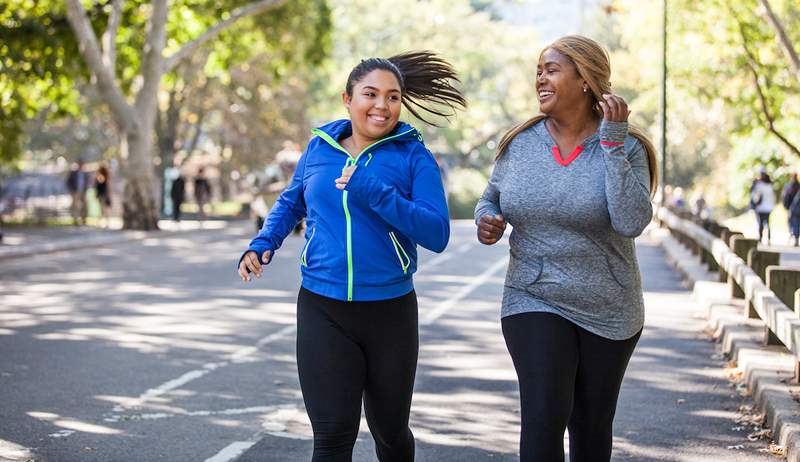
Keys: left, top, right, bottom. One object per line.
{"left": 419, "top": 256, "right": 507, "bottom": 326}
{"left": 109, "top": 325, "right": 297, "bottom": 417}
{"left": 204, "top": 442, "right": 257, "bottom": 462}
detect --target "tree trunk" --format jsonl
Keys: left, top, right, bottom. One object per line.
{"left": 122, "top": 122, "right": 160, "bottom": 230}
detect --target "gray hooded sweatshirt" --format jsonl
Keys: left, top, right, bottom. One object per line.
{"left": 475, "top": 119, "right": 652, "bottom": 340}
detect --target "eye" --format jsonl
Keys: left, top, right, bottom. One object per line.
{"left": 390, "top": 95, "right": 400, "bottom": 101}
{"left": 364, "top": 91, "right": 376, "bottom": 97}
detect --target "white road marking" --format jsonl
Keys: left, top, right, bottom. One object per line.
{"left": 109, "top": 325, "right": 297, "bottom": 415}
{"left": 203, "top": 442, "right": 257, "bottom": 462}
{"left": 420, "top": 256, "right": 507, "bottom": 325}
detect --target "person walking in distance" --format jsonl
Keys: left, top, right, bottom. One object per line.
{"left": 170, "top": 174, "right": 186, "bottom": 222}
{"left": 194, "top": 167, "right": 211, "bottom": 220}
{"left": 94, "top": 164, "right": 112, "bottom": 228}
{"left": 751, "top": 166, "right": 775, "bottom": 245}
{"left": 66, "top": 158, "right": 90, "bottom": 226}
{"left": 237, "top": 51, "right": 465, "bottom": 461}
{"left": 781, "top": 172, "right": 800, "bottom": 246}
{"left": 475, "top": 35, "right": 657, "bottom": 462}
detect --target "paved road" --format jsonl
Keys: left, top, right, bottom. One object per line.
{"left": 0, "top": 222, "right": 783, "bottom": 461}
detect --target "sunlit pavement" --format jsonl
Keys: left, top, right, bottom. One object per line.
{"left": 0, "top": 222, "right": 783, "bottom": 461}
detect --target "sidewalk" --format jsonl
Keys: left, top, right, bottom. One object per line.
{"left": 0, "top": 219, "right": 231, "bottom": 260}
{"left": 656, "top": 226, "right": 800, "bottom": 461}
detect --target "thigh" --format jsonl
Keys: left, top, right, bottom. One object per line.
{"left": 570, "top": 327, "right": 640, "bottom": 426}
{"left": 362, "top": 292, "right": 419, "bottom": 432}
{"left": 297, "top": 288, "right": 365, "bottom": 426}
{"left": 502, "top": 312, "right": 579, "bottom": 429}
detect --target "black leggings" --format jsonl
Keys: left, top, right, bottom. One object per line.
{"left": 296, "top": 287, "right": 418, "bottom": 462}
{"left": 502, "top": 312, "right": 640, "bottom": 462}
{"left": 756, "top": 212, "right": 771, "bottom": 242}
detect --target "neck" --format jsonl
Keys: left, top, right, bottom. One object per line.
{"left": 547, "top": 107, "right": 598, "bottom": 137}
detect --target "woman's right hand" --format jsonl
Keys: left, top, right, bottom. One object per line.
{"left": 477, "top": 214, "right": 506, "bottom": 245}
{"left": 238, "top": 250, "right": 272, "bottom": 282}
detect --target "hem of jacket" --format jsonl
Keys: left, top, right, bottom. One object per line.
{"left": 301, "top": 275, "right": 414, "bottom": 302}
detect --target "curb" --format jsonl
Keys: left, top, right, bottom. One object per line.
{"left": 0, "top": 220, "right": 237, "bottom": 261}
{"left": 656, "top": 227, "right": 800, "bottom": 461}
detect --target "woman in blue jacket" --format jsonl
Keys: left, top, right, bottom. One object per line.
{"left": 238, "top": 51, "right": 465, "bottom": 461}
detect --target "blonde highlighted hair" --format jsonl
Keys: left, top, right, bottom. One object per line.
{"left": 495, "top": 35, "right": 658, "bottom": 196}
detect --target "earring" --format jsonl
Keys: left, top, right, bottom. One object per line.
{"left": 583, "top": 87, "right": 588, "bottom": 93}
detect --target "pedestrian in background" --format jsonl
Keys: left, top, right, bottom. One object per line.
{"left": 94, "top": 164, "right": 112, "bottom": 228}
{"left": 194, "top": 167, "right": 211, "bottom": 220}
{"left": 782, "top": 172, "right": 800, "bottom": 246}
{"left": 238, "top": 51, "right": 464, "bottom": 461}
{"left": 751, "top": 167, "right": 775, "bottom": 245}
{"left": 476, "top": 35, "right": 657, "bottom": 462}
{"left": 170, "top": 174, "right": 186, "bottom": 222}
{"left": 66, "top": 158, "right": 89, "bottom": 226}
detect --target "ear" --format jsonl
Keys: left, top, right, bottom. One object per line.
{"left": 342, "top": 91, "right": 351, "bottom": 111}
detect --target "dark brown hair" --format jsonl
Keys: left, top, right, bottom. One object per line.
{"left": 345, "top": 51, "right": 466, "bottom": 126}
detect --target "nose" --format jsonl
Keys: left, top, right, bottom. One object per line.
{"left": 374, "top": 97, "right": 388, "bottom": 109}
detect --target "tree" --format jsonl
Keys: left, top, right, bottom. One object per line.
{"left": 62, "top": 0, "right": 312, "bottom": 229}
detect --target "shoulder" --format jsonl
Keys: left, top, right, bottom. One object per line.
{"left": 506, "top": 119, "right": 548, "bottom": 155}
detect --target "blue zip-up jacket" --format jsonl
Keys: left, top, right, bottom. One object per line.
{"left": 242, "top": 119, "right": 450, "bottom": 301}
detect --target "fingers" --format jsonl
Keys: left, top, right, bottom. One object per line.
{"left": 262, "top": 250, "right": 271, "bottom": 264}
{"left": 478, "top": 214, "right": 506, "bottom": 245}
{"left": 335, "top": 166, "right": 356, "bottom": 190}
{"left": 600, "top": 94, "right": 629, "bottom": 122}
{"left": 238, "top": 251, "right": 262, "bottom": 282}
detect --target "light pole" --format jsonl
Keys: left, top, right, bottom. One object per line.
{"left": 660, "top": 0, "right": 668, "bottom": 205}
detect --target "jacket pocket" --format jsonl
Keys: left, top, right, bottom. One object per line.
{"left": 300, "top": 227, "right": 316, "bottom": 267}
{"left": 389, "top": 231, "right": 411, "bottom": 274}
{"left": 525, "top": 254, "right": 627, "bottom": 308}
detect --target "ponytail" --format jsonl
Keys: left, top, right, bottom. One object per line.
{"left": 345, "top": 51, "right": 466, "bottom": 126}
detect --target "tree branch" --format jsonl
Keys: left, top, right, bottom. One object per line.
{"left": 758, "top": 0, "right": 800, "bottom": 81}
{"left": 162, "top": 0, "right": 289, "bottom": 73}
{"left": 135, "top": 0, "right": 168, "bottom": 112}
{"left": 65, "top": 0, "right": 137, "bottom": 133}
{"left": 732, "top": 8, "right": 800, "bottom": 156}
{"left": 101, "top": 0, "right": 123, "bottom": 70}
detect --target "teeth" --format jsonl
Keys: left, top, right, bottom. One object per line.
{"left": 539, "top": 91, "right": 554, "bottom": 97}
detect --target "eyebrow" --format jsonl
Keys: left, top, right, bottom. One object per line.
{"left": 540, "top": 61, "right": 561, "bottom": 67}
{"left": 362, "top": 85, "right": 401, "bottom": 93}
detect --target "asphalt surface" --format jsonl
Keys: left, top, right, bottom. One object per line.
{"left": 0, "top": 221, "right": 785, "bottom": 461}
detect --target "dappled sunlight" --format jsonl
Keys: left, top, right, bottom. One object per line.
{"left": 0, "top": 438, "right": 33, "bottom": 460}
{"left": 28, "top": 411, "right": 122, "bottom": 435}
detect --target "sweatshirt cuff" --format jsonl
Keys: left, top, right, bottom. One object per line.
{"left": 599, "top": 120, "right": 628, "bottom": 148}
{"left": 238, "top": 245, "right": 273, "bottom": 272}
{"left": 344, "top": 167, "right": 382, "bottom": 205}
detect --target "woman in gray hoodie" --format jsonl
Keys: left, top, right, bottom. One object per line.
{"left": 475, "top": 35, "right": 658, "bottom": 462}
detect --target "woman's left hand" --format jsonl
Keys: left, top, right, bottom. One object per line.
{"left": 598, "top": 94, "right": 631, "bottom": 123}
{"left": 335, "top": 166, "right": 357, "bottom": 190}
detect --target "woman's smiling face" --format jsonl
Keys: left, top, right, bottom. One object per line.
{"left": 343, "top": 69, "right": 403, "bottom": 141}
{"left": 536, "top": 48, "right": 586, "bottom": 116}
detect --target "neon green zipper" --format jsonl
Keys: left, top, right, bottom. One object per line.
{"left": 300, "top": 227, "right": 315, "bottom": 267}
{"left": 311, "top": 127, "right": 415, "bottom": 300}
{"left": 389, "top": 231, "right": 411, "bottom": 274}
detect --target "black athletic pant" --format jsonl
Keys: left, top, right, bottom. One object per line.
{"left": 296, "top": 287, "right": 418, "bottom": 462}
{"left": 502, "top": 312, "right": 640, "bottom": 462}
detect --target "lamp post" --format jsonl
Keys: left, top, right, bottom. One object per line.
{"left": 660, "top": 0, "right": 668, "bottom": 205}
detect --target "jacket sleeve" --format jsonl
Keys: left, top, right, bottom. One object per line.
{"left": 239, "top": 148, "right": 309, "bottom": 268}
{"left": 474, "top": 154, "right": 506, "bottom": 224}
{"left": 345, "top": 144, "right": 450, "bottom": 253}
{"left": 600, "top": 120, "right": 653, "bottom": 238}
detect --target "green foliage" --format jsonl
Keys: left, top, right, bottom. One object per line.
{"left": 447, "top": 167, "right": 488, "bottom": 219}
{"left": 0, "top": 1, "right": 84, "bottom": 164}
